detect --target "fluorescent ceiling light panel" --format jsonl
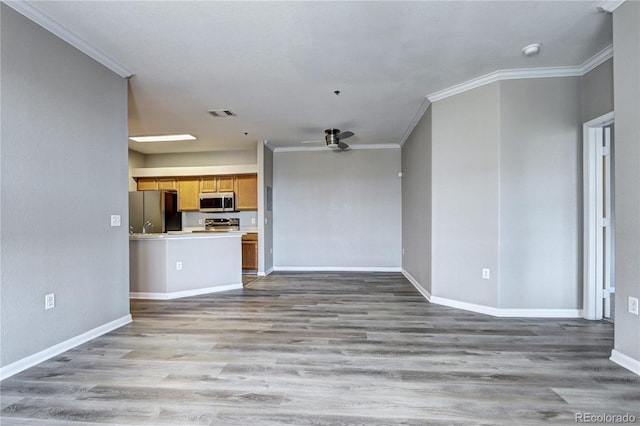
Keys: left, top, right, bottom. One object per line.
{"left": 129, "top": 134, "right": 196, "bottom": 143}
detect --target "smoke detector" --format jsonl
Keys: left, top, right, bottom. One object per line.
{"left": 522, "top": 44, "right": 541, "bottom": 57}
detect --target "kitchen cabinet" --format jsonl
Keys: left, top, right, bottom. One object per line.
{"left": 217, "top": 176, "right": 235, "bottom": 192}
{"left": 177, "top": 178, "right": 200, "bottom": 211}
{"left": 200, "top": 175, "right": 235, "bottom": 193}
{"left": 242, "top": 233, "right": 258, "bottom": 271}
{"left": 157, "top": 178, "right": 177, "bottom": 191}
{"left": 235, "top": 174, "right": 258, "bottom": 211}
{"left": 136, "top": 173, "right": 257, "bottom": 211}
{"left": 200, "top": 177, "right": 217, "bottom": 192}
{"left": 137, "top": 177, "right": 176, "bottom": 191}
{"left": 137, "top": 178, "right": 158, "bottom": 191}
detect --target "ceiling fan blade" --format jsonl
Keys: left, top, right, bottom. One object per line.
{"left": 338, "top": 131, "right": 354, "bottom": 140}
{"left": 338, "top": 141, "right": 349, "bottom": 150}
{"left": 300, "top": 139, "right": 322, "bottom": 144}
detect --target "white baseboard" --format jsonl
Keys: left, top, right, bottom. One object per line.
{"left": 258, "top": 267, "right": 274, "bottom": 277}
{"left": 401, "top": 268, "right": 432, "bottom": 301}
{"left": 273, "top": 266, "right": 402, "bottom": 272}
{"left": 431, "top": 296, "right": 583, "bottom": 318}
{"left": 130, "top": 283, "right": 243, "bottom": 300}
{"left": 0, "top": 314, "right": 132, "bottom": 381}
{"left": 610, "top": 350, "right": 640, "bottom": 376}
{"left": 400, "top": 270, "right": 583, "bottom": 318}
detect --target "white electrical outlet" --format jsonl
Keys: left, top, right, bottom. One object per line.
{"left": 45, "top": 293, "right": 55, "bottom": 310}
{"left": 198, "top": 219, "right": 203, "bottom": 225}
{"left": 251, "top": 218, "right": 256, "bottom": 225}
{"left": 482, "top": 268, "right": 490, "bottom": 280}
{"left": 629, "top": 297, "right": 639, "bottom": 315}
{"left": 176, "top": 261, "right": 183, "bottom": 271}
{"left": 110, "top": 215, "right": 121, "bottom": 227}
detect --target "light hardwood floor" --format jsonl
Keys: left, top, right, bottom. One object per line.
{"left": 1, "top": 272, "right": 639, "bottom": 425}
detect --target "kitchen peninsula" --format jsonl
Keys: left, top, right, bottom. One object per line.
{"left": 129, "top": 231, "right": 245, "bottom": 299}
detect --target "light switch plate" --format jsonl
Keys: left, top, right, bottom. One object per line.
{"left": 110, "top": 215, "right": 121, "bottom": 227}
{"left": 629, "top": 296, "right": 639, "bottom": 315}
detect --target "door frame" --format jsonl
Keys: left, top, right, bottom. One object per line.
{"left": 583, "top": 111, "right": 614, "bottom": 320}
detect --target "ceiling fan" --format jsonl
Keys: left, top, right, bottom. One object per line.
{"left": 301, "top": 129, "right": 355, "bottom": 150}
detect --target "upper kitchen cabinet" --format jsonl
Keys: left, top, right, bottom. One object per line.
{"left": 177, "top": 178, "right": 200, "bottom": 211}
{"left": 137, "top": 178, "right": 158, "bottom": 191}
{"left": 137, "top": 177, "right": 176, "bottom": 191}
{"left": 157, "top": 178, "right": 177, "bottom": 191}
{"left": 200, "top": 176, "right": 235, "bottom": 193}
{"left": 235, "top": 174, "right": 258, "bottom": 211}
{"left": 218, "top": 176, "right": 235, "bottom": 192}
{"left": 200, "top": 177, "right": 217, "bottom": 192}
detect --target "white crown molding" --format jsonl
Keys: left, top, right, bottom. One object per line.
{"left": 0, "top": 314, "right": 132, "bottom": 381}
{"left": 399, "top": 97, "right": 431, "bottom": 146}
{"left": 273, "top": 144, "right": 400, "bottom": 153}
{"left": 427, "top": 45, "right": 614, "bottom": 103}
{"left": 597, "top": 0, "right": 626, "bottom": 13}
{"left": 580, "top": 44, "right": 614, "bottom": 74}
{"left": 263, "top": 140, "right": 276, "bottom": 151}
{"left": 4, "top": 0, "right": 134, "bottom": 78}
{"left": 428, "top": 67, "right": 581, "bottom": 102}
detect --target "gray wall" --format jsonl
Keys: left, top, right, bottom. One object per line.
{"left": 273, "top": 149, "right": 401, "bottom": 269}
{"left": 431, "top": 83, "right": 501, "bottom": 307}
{"left": 612, "top": 1, "right": 640, "bottom": 364}
{"left": 406, "top": 78, "right": 586, "bottom": 311}
{"left": 1, "top": 5, "right": 130, "bottom": 366}
{"left": 128, "top": 150, "right": 146, "bottom": 191}
{"left": 401, "top": 105, "right": 432, "bottom": 294}
{"left": 499, "top": 77, "right": 582, "bottom": 309}
{"left": 262, "top": 145, "right": 274, "bottom": 273}
{"left": 143, "top": 149, "right": 257, "bottom": 168}
{"left": 582, "top": 58, "right": 614, "bottom": 123}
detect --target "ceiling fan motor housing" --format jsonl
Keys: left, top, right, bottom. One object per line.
{"left": 325, "top": 128, "right": 340, "bottom": 146}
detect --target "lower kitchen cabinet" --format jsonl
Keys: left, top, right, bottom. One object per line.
{"left": 242, "top": 233, "right": 258, "bottom": 271}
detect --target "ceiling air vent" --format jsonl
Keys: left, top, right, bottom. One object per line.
{"left": 208, "top": 109, "right": 235, "bottom": 117}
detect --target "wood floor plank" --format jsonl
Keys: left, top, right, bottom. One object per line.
{"left": 1, "top": 272, "right": 639, "bottom": 425}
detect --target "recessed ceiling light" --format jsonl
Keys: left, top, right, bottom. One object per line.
{"left": 129, "top": 134, "right": 196, "bottom": 143}
{"left": 522, "top": 43, "right": 541, "bottom": 57}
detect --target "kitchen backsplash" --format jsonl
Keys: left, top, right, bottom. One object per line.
{"left": 183, "top": 211, "right": 258, "bottom": 228}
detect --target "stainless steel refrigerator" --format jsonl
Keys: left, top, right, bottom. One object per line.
{"left": 128, "top": 191, "right": 182, "bottom": 233}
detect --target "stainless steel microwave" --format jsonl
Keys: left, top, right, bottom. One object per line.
{"left": 199, "top": 192, "right": 235, "bottom": 212}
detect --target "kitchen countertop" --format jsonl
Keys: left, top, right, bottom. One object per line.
{"left": 129, "top": 230, "right": 246, "bottom": 240}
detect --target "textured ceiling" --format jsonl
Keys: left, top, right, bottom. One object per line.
{"left": 28, "top": 1, "right": 612, "bottom": 154}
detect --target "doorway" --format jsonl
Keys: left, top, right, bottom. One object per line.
{"left": 583, "top": 112, "right": 615, "bottom": 321}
